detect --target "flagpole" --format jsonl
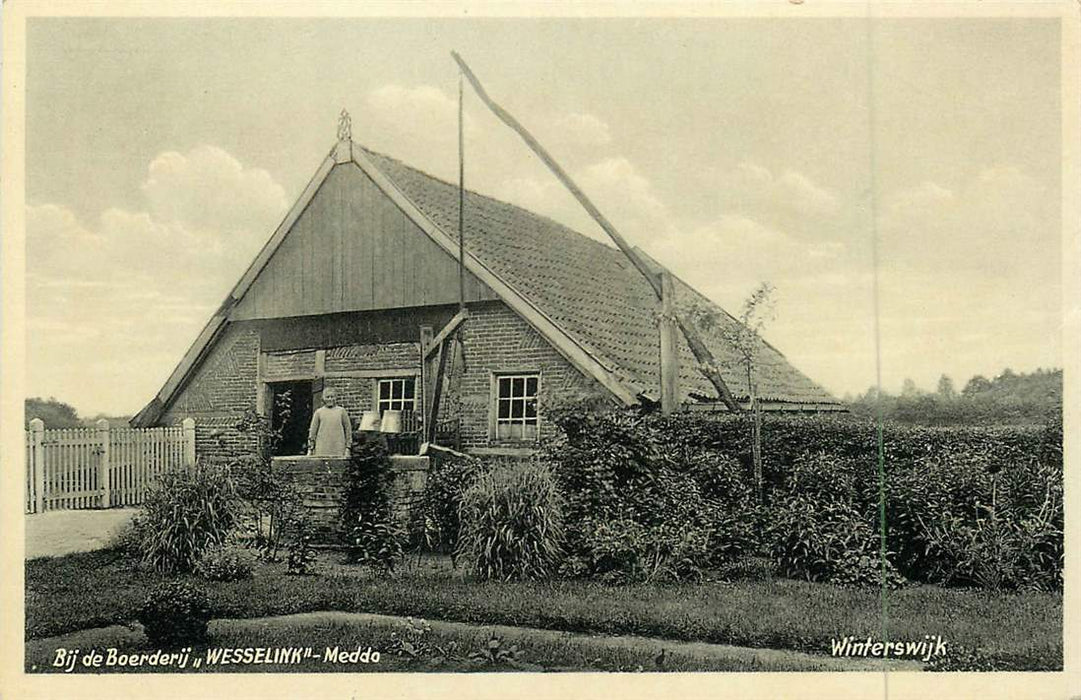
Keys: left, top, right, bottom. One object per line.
{"left": 458, "top": 70, "right": 466, "bottom": 311}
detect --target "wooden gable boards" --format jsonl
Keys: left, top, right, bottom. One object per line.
{"left": 134, "top": 141, "right": 639, "bottom": 426}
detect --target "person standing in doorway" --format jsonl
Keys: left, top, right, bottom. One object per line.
{"left": 307, "top": 388, "right": 352, "bottom": 457}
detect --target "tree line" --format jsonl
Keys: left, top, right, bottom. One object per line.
{"left": 24, "top": 397, "right": 131, "bottom": 429}
{"left": 847, "top": 368, "right": 1061, "bottom": 426}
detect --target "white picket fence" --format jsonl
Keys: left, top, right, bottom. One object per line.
{"left": 24, "top": 417, "right": 196, "bottom": 514}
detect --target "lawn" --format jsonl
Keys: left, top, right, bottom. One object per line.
{"left": 28, "top": 610, "right": 892, "bottom": 674}
{"left": 25, "top": 549, "right": 1062, "bottom": 671}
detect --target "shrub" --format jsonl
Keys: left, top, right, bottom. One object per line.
{"left": 138, "top": 580, "right": 213, "bottom": 648}
{"left": 135, "top": 461, "right": 238, "bottom": 574}
{"left": 541, "top": 405, "right": 1062, "bottom": 590}
{"left": 341, "top": 433, "right": 404, "bottom": 572}
{"left": 917, "top": 490, "right": 1062, "bottom": 592}
{"left": 766, "top": 494, "right": 905, "bottom": 588}
{"left": 543, "top": 407, "right": 737, "bottom": 580}
{"left": 457, "top": 461, "right": 565, "bottom": 581}
{"left": 195, "top": 544, "right": 253, "bottom": 582}
{"left": 286, "top": 515, "right": 319, "bottom": 575}
{"left": 411, "top": 453, "right": 486, "bottom": 557}
{"left": 233, "top": 460, "right": 308, "bottom": 562}
{"left": 564, "top": 517, "right": 709, "bottom": 583}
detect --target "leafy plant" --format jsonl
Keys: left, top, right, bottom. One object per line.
{"left": 457, "top": 461, "right": 565, "bottom": 581}
{"left": 467, "top": 634, "right": 531, "bottom": 669}
{"left": 286, "top": 515, "right": 319, "bottom": 575}
{"left": 566, "top": 518, "right": 709, "bottom": 583}
{"left": 137, "top": 580, "right": 213, "bottom": 648}
{"left": 195, "top": 544, "right": 253, "bottom": 582}
{"left": 410, "top": 453, "right": 485, "bottom": 561}
{"left": 341, "top": 433, "right": 405, "bottom": 572}
{"left": 135, "top": 461, "right": 238, "bottom": 574}
{"left": 541, "top": 406, "right": 1062, "bottom": 590}
{"left": 227, "top": 404, "right": 313, "bottom": 563}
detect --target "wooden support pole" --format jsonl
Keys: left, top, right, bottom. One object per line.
{"left": 30, "top": 418, "right": 45, "bottom": 514}
{"left": 659, "top": 272, "right": 679, "bottom": 415}
{"left": 420, "top": 325, "right": 435, "bottom": 429}
{"left": 427, "top": 341, "right": 448, "bottom": 444}
{"left": 424, "top": 309, "right": 470, "bottom": 359}
{"left": 97, "top": 419, "right": 111, "bottom": 508}
{"left": 452, "top": 51, "right": 741, "bottom": 413}
{"left": 182, "top": 417, "right": 197, "bottom": 469}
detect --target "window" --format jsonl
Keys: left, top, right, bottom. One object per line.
{"left": 494, "top": 373, "right": 539, "bottom": 441}
{"left": 377, "top": 377, "right": 416, "bottom": 415}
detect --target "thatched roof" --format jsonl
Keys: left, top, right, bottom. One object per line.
{"left": 360, "top": 146, "right": 838, "bottom": 406}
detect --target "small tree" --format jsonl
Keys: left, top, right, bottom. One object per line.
{"left": 682, "top": 283, "right": 776, "bottom": 503}
{"left": 722, "top": 283, "right": 776, "bottom": 504}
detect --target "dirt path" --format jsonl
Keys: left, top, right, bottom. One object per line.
{"left": 25, "top": 508, "right": 138, "bottom": 559}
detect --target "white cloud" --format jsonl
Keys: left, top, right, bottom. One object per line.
{"left": 366, "top": 84, "right": 468, "bottom": 133}
{"left": 142, "top": 145, "right": 287, "bottom": 235}
{"left": 732, "top": 161, "right": 841, "bottom": 220}
{"left": 550, "top": 112, "right": 612, "bottom": 147}
{"left": 27, "top": 145, "right": 288, "bottom": 414}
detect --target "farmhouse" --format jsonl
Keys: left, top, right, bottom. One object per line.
{"left": 133, "top": 120, "right": 839, "bottom": 458}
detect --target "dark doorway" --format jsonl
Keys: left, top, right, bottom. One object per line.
{"left": 268, "top": 380, "right": 313, "bottom": 456}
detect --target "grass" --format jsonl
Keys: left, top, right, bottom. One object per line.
{"left": 27, "top": 611, "right": 876, "bottom": 673}
{"left": 25, "top": 549, "right": 1062, "bottom": 670}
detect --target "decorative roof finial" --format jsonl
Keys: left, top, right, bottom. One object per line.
{"left": 337, "top": 108, "right": 352, "bottom": 142}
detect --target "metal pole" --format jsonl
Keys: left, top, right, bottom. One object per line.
{"left": 458, "top": 71, "right": 466, "bottom": 311}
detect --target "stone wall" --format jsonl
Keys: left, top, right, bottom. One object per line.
{"left": 273, "top": 455, "right": 429, "bottom": 543}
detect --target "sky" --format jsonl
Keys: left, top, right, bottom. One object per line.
{"left": 23, "top": 15, "right": 1063, "bottom": 416}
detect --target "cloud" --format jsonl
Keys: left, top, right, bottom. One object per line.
{"left": 26, "top": 203, "right": 107, "bottom": 279}
{"left": 550, "top": 112, "right": 612, "bottom": 147}
{"left": 366, "top": 84, "right": 469, "bottom": 133}
{"left": 27, "top": 145, "right": 288, "bottom": 414}
{"left": 142, "top": 145, "right": 287, "bottom": 234}
{"left": 731, "top": 161, "right": 841, "bottom": 221}
{"left": 877, "top": 166, "right": 1056, "bottom": 281}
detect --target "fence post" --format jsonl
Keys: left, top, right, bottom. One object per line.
{"left": 97, "top": 419, "right": 111, "bottom": 508}
{"left": 182, "top": 418, "right": 196, "bottom": 468}
{"left": 30, "top": 418, "right": 45, "bottom": 513}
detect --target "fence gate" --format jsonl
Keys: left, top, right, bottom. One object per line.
{"left": 25, "top": 418, "right": 196, "bottom": 514}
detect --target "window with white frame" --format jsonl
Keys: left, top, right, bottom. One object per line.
{"left": 377, "top": 377, "right": 416, "bottom": 415}
{"left": 493, "top": 373, "right": 539, "bottom": 441}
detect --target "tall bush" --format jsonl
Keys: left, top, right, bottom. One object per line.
{"left": 411, "top": 453, "right": 486, "bottom": 558}
{"left": 135, "top": 461, "right": 238, "bottom": 574}
{"left": 340, "top": 433, "right": 403, "bottom": 572}
{"left": 457, "top": 461, "right": 565, "bottom": 581}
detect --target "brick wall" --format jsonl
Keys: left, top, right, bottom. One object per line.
{"left": 326, "top": 343, "right": 419, "bottom": 371}
{"left": 274, "top": 455, "right": 429, "bottom": 543}
{"left": 450, "top": 301, "right": 612, "bottom": 450}
{"left": 323, "top": 342, "right": 421, "bottom": 425}
{"left": 158, "top": 303, "right": 614, "bottom": 458}
{"left": 160, "top": 325, "right": 260, "bottom": 458}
